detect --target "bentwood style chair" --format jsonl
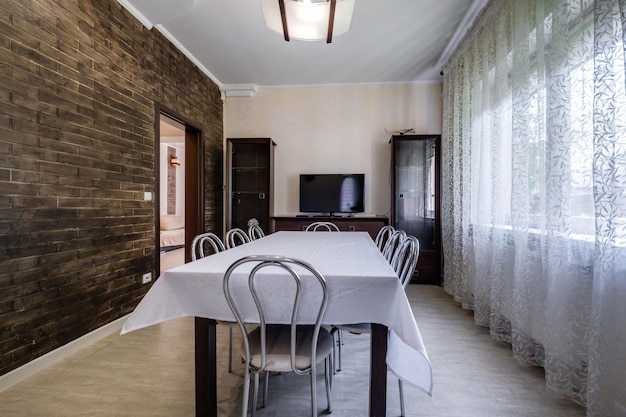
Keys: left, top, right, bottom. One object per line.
{"left": 223, "top": 255, "right": 333, "bottom": 417}
{"left": 390, "top": 235, "right": 420, "bottom": 288}
{"left": 332, "top": 235, "right": 420, "bottom": 417}
{"left": 248, "top": 225, "right": 265, "bottom": 240}
{"left": 382, "top": 229, "right": 407, "bottom": 262}
{"left": 190, "top": 232, "right": 242, "bottom": 372}
{"left": 247, "top": 218, "right": 266, "bottom": 240}
{"left": 374, "top": 225, "right": 395, "bottom": 251}
{"left": 305, "top": 221, "right": 340, "bottom": 232}
{"left": 225, "top": 227, "right": 251, "bottom": 249}
{"left": 190, "top": 232, "right": 226, "bottom": 261}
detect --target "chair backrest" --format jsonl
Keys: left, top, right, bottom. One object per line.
{"left": 390, "top": 235, "right": 420, "bottom": 288}
{"left": 222, "top": 255, "right": 329, "bottom": 374}
{"left": 190, "top": 232, "right": 226, "bottom": 261}
{"left": 225, "top": 227, "right": 251, "bottom": 249}
{"left": 382, "top": 229, "right": 407, "bottom": 262}
{"left": 374, "top": 225, "right": 395, "bottom": 251}
{"left": 305, "top": 221, "right": 340, "bottom": 232}
{"left": 248, "top": 224, "right": 265, "bottom": 240}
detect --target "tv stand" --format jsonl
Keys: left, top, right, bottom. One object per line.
{"left": 271, "top": 215, "right": 389, "bottom": 240}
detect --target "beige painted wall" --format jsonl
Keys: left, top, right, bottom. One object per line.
{"left": 224, "top": 83, "right": 442, "bottom": 217}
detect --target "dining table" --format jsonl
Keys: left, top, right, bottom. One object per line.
{"left": 121, "top": 231, "right": 432, "bottom": 416}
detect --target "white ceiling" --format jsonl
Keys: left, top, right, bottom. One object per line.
{"left": 117, "top": 0, "right": 486, "bottom": 96}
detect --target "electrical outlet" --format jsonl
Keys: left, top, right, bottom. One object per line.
{"left": 142, "top": 272, "right": 152, "bottom": 284}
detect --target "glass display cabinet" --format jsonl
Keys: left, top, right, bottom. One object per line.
{"left": 390, "top": 134, "right": 441, "bottom": 285}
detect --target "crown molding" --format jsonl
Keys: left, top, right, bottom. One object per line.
{"left": 116, "top": 0, "right": 154, "bottom": 29}
{"left": 436, "top": 0, "right": 488, "bottom": 70}
{"left": 222, "top": 84, "right": 258, "bottom": 98}
{"left": 116, "top": 0, "right": 223, "bottom": 89}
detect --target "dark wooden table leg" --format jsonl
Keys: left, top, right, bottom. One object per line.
{"left": 370, "top": 323, "right": 388, "bottom": 417}
{"left": 195, "top": 317, "right": 217, "bottom": 417}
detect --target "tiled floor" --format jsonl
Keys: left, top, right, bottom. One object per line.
{"left": 160, "top": 247, "right": 185, "bottom": 272}
{"left": 0, "top": 285, "right": 586, "bottom": 417}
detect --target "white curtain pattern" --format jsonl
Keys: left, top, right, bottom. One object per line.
{"left": 441, "top": 0, "right": 626, "bottom": 415}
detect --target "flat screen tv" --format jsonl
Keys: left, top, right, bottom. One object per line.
{"left": 299, "top": 174, "right": 365, "bottom": 215}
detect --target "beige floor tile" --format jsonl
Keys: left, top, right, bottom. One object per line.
{"left": 0, "top": 285, "right": 586, "bottom": 417}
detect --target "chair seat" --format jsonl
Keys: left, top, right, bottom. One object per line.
{"left": 246, "top": 325, "right": 333, "bottom": 372}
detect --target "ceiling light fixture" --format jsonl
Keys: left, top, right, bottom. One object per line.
{"left": 260, "top": 0, "right": 355, "bottom": 43}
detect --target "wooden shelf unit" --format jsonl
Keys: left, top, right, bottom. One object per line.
{"left": 226, "top": 138, "right": 276, "bottom": 234}
{"left": 271, "top": 216, "right": 389, "bottom": 240}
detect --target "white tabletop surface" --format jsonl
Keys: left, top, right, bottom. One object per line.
{"left": 121, "top": 231, "right": 433, "bottom": 395}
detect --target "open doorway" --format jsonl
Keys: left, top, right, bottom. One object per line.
{"left": 159, "top": 115, "right": 186, "bottom": 272}
{"left": 156, "top": 110, "right": 204, "bottom": 275}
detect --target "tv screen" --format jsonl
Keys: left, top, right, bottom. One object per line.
{"left": 299, "top": 174, "right": 365, "bottom": 214}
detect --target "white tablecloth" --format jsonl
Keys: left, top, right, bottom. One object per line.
{"left": 122, "top": 231, "right": 433, "bottom": 395}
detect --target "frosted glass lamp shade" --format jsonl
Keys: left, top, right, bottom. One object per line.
{"left": 260, "top": 0, "right": 355, "bottom": 43}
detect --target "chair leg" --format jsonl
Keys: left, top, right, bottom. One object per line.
{"left": 399, "top": 379, "right": 405, "bottom": 417}
{"left": 251, "top": 373, "right": 260, "bottom": 417}
{"left": 228, "top": 327, "right": 233, "bottom": 373}
{"left": 241, "top": 370, "right": 251, "bottom": 417}
{"left": 337, "top": 329, "right": 343, "bottom": 372}
{"left": 262, "top": 371, "right": 270, "bottom": 408}
{"left": 325, "top": 357, "right": 333, "bottom": 413}
{"left": 310, "top": 366, "right": 317, "bottom": 417}
{"left": 331, "top": 332, "right": 337, "bottom": 375}
{"left": 329, "top": 349, "right": 334, "bottom": 389}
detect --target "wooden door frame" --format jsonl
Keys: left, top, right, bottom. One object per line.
{"left": 155, "top": 105, "right": 205, "bottom": 272}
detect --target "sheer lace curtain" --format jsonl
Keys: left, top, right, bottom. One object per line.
{"left": 441, "top": 0, "right": 626, "bottom": 415}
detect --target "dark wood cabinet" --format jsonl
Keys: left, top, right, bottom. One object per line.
{"left": 272, "top": 216, "right": 388, "bottom": 240}
{"left": 391, "top": 135, "right": 442, "bottom": 285}
{"left": 226, "top": 138, "right": 276, "bottom": 233}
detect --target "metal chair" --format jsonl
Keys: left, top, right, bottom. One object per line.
{"left": 390, "top": 235, "right": 420, "bottom": 289}
{"left": 374, "top": 225, "right": 395, "bottom": 251}
{"left": 223, "top": 255, "right": 333, "bottom": 417}
{"left": 381, "top": 229, "right": 407, "bottom": 262}
{"left": 304, "top": 221, "right": 340, "bottom": 232}
{"left": 332, "top": 235, "right": 420, "bottom": 417}
{"left": 190, "top": 232, "right": 243, "bottom": 372}
{"left": 190, "top": 232, "right": 225, "bottom": 261}
{"left": 248, "top": 225, "right": 265, "bottom": 240}
{"left": 247, "top": 218, "right": 266, "bottom": 240}
{"left": 225, "top": 227, "right": 251, "bottom": 249}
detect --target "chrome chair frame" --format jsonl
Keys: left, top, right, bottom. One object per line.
{"left": 304, "top": 221, "right": 340, "bottom": 232}
{"left": 333, "top": 235, "right": 420, "bottom": 417}
{"left": 225, "top": 227, "right": 251, "bottom": 249}
{"left": 381, "top": 229, "right": 407, "bottom": 262}
{"left": 374, "top": 225, "right": 395, "bottom": 251}
{"left": 223, "top": 255, "right": 333, "bottom": 417}
{"left": 190, "top": 232, "right": 225, "bottom": 261}
{"left": 190, "top": 232, "right": 240, "bottom": 372}
{"left": 248, "top": 225, "right": 265, "bottom": 240}
{"left": 390, "top": 235, "right": 420, "bottom": 289}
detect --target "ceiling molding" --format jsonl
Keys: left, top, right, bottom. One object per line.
{"left": 153, "top": 24, "right": 222, "bottom": 88}
{"left": 117, "top": 0, "right": 222, "bottom": 88}
{"left": 435, "top": 0, "right": 488, "bottom": 71}
{"left": 255, "top": 79, "right": 443, "bottom": 91}
{"left": 222, "top": 84, "right": 258, "bottom": 98}
{"left": 116, "top": 0, "right": 154, "bottom": 29}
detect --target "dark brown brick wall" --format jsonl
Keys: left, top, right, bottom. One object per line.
{"left": 0, "top": 0, "right": 223, "bottom": 376}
